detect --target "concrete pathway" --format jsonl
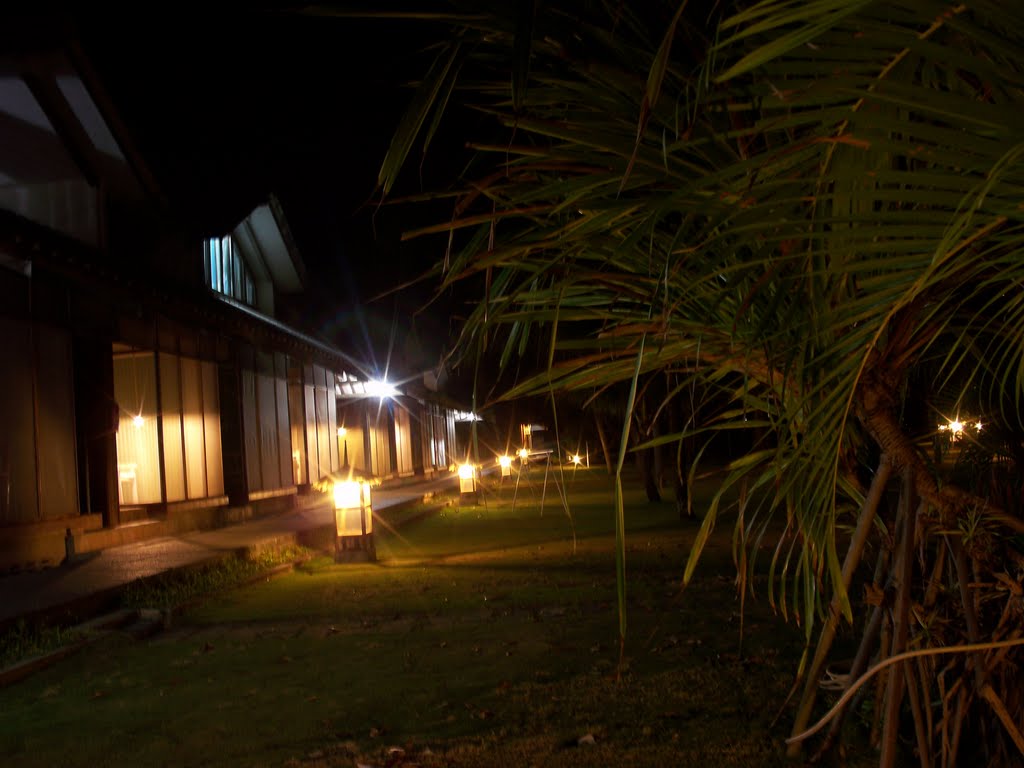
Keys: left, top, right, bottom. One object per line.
{"left": 0, "top": 474, "right": 458, "bottom": 629}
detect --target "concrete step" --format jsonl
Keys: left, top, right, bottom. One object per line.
{"left": 79, "top": 519, "right": 168, "bottom": 552}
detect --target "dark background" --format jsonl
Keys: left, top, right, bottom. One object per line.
{"left": 73, "top": 9, "right": 468, "bottom": 384}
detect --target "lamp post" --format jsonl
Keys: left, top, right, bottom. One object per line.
{"left": 334, "top": 479, "right": 374, "bottom": 562}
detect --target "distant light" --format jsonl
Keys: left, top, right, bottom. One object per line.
{"left": 338, "top": 427, "right": 347, "bottom": 437}
{"left": 365, "top": 379, "right": 398, "bottom": 399}
{"left": 571, "top": 454, "right": 582, "bottom": 466}
{"left": 975, "top": 421, "right": 983, "bottom": 431}
{"left": 498, "top": 455, "right": 512, "bottom": 469}
{"left": 950, "top": 419, "right": 964, "bottom": 435}
{"left": 517, "top": 448, "right": 529, "bottom": 460}
{"left": 132, "top": 415, "right": 144, "bottom": 428}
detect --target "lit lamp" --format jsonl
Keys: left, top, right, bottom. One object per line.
{"left": 498, "top": 455, "right": 512, "bottom": 478}
{"left": 517, "top": 447, "right": 529, "bottom": 464}
{"left": 570, "top": 453, "right": 582, "bottom": 466}
{"left": 458, "top": 462, "right": 478, "bottom": 504}
{"left": 333, "top": 479, "right": 374, "bottom": 562}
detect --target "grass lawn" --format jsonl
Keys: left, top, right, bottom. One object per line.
{"left": 0, "top": 469, "right": 878, "bottom": 767}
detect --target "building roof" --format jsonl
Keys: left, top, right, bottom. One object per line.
{"left": 230, "top": 194, "right": 307, "bottom": 295}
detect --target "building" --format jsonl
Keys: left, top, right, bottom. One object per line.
{"left": 335, "top": 375, "right": 459, "bottom": 481}
{"left": 0, "top": 22, "right": 463, "bottom": 571}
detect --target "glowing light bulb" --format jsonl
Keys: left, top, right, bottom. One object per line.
{"left": 133, "top": 414, "right": 144, "bottom": 428}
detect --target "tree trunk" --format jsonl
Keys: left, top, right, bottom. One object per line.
{"left": 788, "top": 455, "right": 893, "bottom": 755}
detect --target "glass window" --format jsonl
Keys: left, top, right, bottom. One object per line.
{"left": 203, "top": 235, "right": 256, "bottom": 307}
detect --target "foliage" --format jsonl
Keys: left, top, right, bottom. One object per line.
{"left": 375, "top": 1, "right": 1024, "bottom": 765}
{"left": 0, "top": 621, "right": 86, "bottom": 671}
{"left": 118, "top": 545, "right": 311, "bottom": 611}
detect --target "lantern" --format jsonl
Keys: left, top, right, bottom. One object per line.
{"left": 498, "top": 455, "right": 512, "bottom": 478}
{"left": 334, "top": 480, "right": 374, "bottom": 562}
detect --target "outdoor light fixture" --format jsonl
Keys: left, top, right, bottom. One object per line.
{"left": 937, "top": 415, "right": 984, "bottom": 442}
{"left": 517, "top": 447, "right": 529, "bottom": 462}
{"left": 458, "top": 463, "right": 477, "bottom": 494}
{"left": 498, "top": 454, "right": 512, "bottom": 478}
{"left": 365, "top": 379, "right": 398, "bottom": 399}
{"left": 333, "top": 479, "right": 374, "bottom": 562}
{"left": 132, "top": 414, "right": 144, "bottom": 428}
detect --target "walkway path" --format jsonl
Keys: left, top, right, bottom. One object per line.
{"left": 0, "top": 474, "right": 458, "bottom": 630}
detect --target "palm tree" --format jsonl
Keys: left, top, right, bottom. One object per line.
{"left": 374, "top": 1, "right": 1024, "bottom": 764}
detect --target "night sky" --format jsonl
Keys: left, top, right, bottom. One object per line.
{"left": 73, "top": 9, "right": 465, "bottom": 383}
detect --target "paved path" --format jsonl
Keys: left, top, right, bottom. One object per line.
{"left": 0, "top": 475, "right": 457, "bottom": 629}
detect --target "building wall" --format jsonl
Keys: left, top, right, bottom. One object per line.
{"left": 242, "top": 352, "right": 293, "bottom": 494}
{"left": 303, "top": 364, "right": 341, "bottom": 484}
{"left": 0, "top": 310, "right": 79, "bottom": 524}
{"left": 394, "top": 404, "right": 414, "bottom": 477}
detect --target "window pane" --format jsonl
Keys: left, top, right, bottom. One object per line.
{"left": 113, "top": 350, "right": 161, "bottom": 505}
{"left": 181, "top": 357, "right": 207, "bottom": 499}
{"left": 159, "top": 352, "right": 186, "bottom": 502}
{"left": 222, "top": 237, "right": 232, "bottom": 296}
{"left": 202, "top": 362, "right": 224, "bottom": 496}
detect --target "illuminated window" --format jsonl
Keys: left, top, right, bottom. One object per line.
{"left": 204, "top": 236, "right": 255, "bottom": 306}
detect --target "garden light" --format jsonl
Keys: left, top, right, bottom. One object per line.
{"left": 333, "top": 479, "right": 374, "bottom": 562}
{"left": 498, "top": 455, "right": 512, "bottom": 477}
{"left": 458, "top": 463, "right": 477, "bottom": 495}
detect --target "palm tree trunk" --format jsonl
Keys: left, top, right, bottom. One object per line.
{"left": 787, "top": 454, "right": 892, "bottom": 755}
{"left": 880, "top": 469, "right": 918, "bottom": 768}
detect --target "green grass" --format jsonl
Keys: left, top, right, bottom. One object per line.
{"left": 0, "top": 470, "right": 879, "bottom": 767}
{"left": 119, "top": 545, "right": 312, "bottom": 612}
